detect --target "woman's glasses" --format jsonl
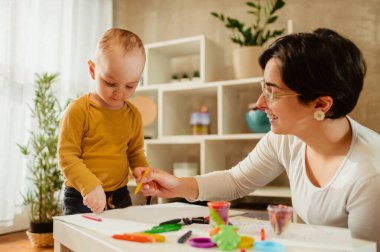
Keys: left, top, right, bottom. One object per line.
{"left": 260, "top": 80, "right": 301, "bottom": 108}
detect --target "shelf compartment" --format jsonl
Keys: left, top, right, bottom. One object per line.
{"left": 143, "top": 36, "right": 223, "bottom": 86}
{"left": 145, "top": 142, "right": 201, "bottom": 176}
{"left": 160, "top": 86, "right": 218, "bottom": 137}
{"left": 220, "top": 81, "right": 262, "bottom": 134}
{"left": 203, "top": 138, "right": 260, "bottom": 174}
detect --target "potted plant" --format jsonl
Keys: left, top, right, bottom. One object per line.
{"left": 211, "top": 0, "right": 286, "bottom": 79}
{"left": 171, "top": 73, "right": 179, "bottom": 83}
{"left": 181, "top": 73, "right": 190, "bottom": 82}
{"left": 192, "top": 70, "right": 200, "bottom": 82}
{"left": 18, "top": 73, "right": 65, "bottom": 247}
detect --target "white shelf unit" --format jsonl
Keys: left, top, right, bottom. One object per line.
{"left": 161, "top": 85, "right": 218, "bottom": 137}
{"left": 143, "top": 35, "right": 223, "bottom": 86}
{"left": 133, "top": 35, "right": 290, "bottom": 205}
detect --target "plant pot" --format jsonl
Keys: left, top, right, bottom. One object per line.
{"left": 26, "top": 230, "right": 54, "bottom": 247}
{"left": 27, "top": 221, "right": 54, "bottom": 247}
{"left": 233, "top": 46, "right": 263, "bottom": 79}
{"left": 30, "top": 221, "right": 53, "bottom": 233}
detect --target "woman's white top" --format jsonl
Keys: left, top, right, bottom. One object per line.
{"left": 195, "top": 117, "right": 380, "bottom": 247}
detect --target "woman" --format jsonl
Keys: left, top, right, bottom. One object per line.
{"left": 135, "top": 28, "right": 380, "bottom": 248}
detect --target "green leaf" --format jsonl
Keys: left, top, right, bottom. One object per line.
{"left": 231, "top": 37, "right": 244, "bottom": 46}
{"left": 246, "top": 1, "right": 259, "bottom": 9}
{"left": 267, "top": 15, "right": 278, "bottom": 24}
{"left": 271, "top": 0, "right": 285, "bottom": 14}
{"left": 211, "top": 12, "right": 219, "bottom": 18}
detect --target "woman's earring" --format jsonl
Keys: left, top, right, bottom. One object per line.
{"left": 314, "top": 110, "right": 325, "bottom": 121}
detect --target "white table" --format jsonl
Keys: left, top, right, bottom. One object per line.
{"left": 53, "top": 203, "right": 376, "bottom": 252}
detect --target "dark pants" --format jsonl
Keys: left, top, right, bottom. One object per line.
{"left": 63, "top": 186, "right": 132, "bottom": 215}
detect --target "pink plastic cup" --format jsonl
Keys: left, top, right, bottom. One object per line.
{"left": 267, "top": 204, "right": 293, "bottom": 235}
{"left": 207, "top": 201, "right": 230, "bottom": 227}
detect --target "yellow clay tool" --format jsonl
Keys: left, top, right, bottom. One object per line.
{"left": 134, "top": 168, "right": 149, "bottom": 194}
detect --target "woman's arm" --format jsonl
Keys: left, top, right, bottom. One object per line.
{"left": 135, "top": 132, "right": 287, "bottom": 201}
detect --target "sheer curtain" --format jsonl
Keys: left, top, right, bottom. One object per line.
{"left": 0, "top": 0, "right": 112, "bottom": 226}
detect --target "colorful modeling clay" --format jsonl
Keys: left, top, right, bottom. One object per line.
{"left": 211, "top": 225, "right": 240, "bottom": 251}
{"left": 209, "top": 208, "right": 224, "bottom": 226}
{"left": 209, "top": 226, "right": 221, "bottom": 236}
{"left": 209, "top": 226, "right": 239, "bottom": 237}
{"left": 237, "top": 236, "right": 254, "bottom": 249}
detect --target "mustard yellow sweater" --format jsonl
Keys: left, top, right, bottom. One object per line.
{"left": 58, "top": 93, "right": 148, "bottom": 196}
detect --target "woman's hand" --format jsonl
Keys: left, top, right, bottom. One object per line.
{"left": 133, "top": 167, "right": 199, "bottom": 199}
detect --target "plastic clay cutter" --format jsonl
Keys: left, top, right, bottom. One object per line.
{"left": 254, "top": 241, "right": 284, "bottom": 252}
{"left": 188, "top": 237, "right": 216, "bottom": 248}
{"left": 144, "top": 223, "right": 182, "bottom": 234}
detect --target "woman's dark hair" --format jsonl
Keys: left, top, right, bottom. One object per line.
{"left": 259, "top": 28, "right": 367, "bottom": 119}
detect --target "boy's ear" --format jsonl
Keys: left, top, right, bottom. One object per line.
{"left": 88, "top": 60, "right": 95, "bottom": 80}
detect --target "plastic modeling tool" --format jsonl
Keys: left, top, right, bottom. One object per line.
{"left": 82, "top": 214, "right": 102, "bottom": 222}
{"left": 254, "top": 241, "right": 284, "bottom": 252}
{"left": 189, "top": 237, "right": 216, "bottom": 248}
{"left": 260, "top": 228, "right": 266, "bottom": 240}
{"left": 112, "top": 233, "right": 154, "bottom": 243}
{"left": 159, "top": 218, "right": 181, "bottom": 225}
{"left": 144, "top": 223, "right": 182, "bottom": 234}
{"left": 134, "top": 168, "right": 149, "bottom": 194}
{"left": 177, "top": 230, "right": 192, "bottom": 243}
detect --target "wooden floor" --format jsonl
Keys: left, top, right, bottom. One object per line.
{"left": 0, "top": 231, "right": 53, "bottom": 252}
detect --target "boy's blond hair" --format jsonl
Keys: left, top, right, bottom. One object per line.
{"left": 95, "top": 28, "right": 145, "bottom": 57}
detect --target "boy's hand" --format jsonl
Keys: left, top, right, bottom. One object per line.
{"left": 83, "top": 185, "right": 106, "bottom": 214}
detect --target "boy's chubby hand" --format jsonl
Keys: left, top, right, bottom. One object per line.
{"left": 83, "top": 185, "right": 106, "bottom": 214}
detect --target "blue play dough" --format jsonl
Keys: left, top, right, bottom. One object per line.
{"left": 245, "top": 110, "right": 271, "bottom": 133}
